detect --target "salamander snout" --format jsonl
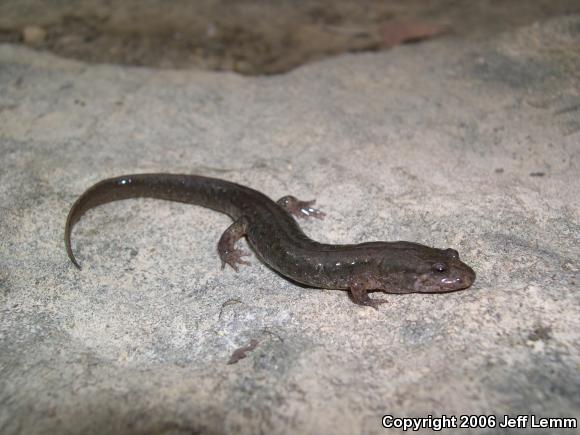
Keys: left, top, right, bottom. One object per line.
{"left": 413, "top": 258, "right": 476, "bottom": 293}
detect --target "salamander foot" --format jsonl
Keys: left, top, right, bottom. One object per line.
{"left": 218, "top": 218, "right": 251, "bottom": 272}
{"left": 349, "top": 282, "right": 388, "bottom": 310}
{"left": 220, "top": 248, "right": 251, "bottom": 272}
{"left": 277, "top": 196, "right": 326, "bottom": 220}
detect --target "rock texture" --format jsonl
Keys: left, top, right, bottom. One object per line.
{"left": 1, "top": 16, "right": 579, "bottom": 435}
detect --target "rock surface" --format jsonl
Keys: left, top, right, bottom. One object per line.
{"left": 1, "top": 15, "right": 579, "bottom": 435}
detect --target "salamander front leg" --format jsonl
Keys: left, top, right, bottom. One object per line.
{"left": 218, "top": 218, "right": 251, "bottom": 272}
{"left": 277, "top": 195, "right": 326, "bottom": 220}
{"left": 348, "top": 280, "right": 388, "bottom": 310}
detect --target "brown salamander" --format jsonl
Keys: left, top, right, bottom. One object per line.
{"left": 65, "top": 174, "right": 476, "bottom": 308}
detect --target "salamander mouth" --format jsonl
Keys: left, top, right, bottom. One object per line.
{"left": 441, "top": 277, "right": 468, "bottom": 290}
{"left": 414, "top": 268, "right": 476, "bottom": 293}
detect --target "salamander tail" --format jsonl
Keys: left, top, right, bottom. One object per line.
{"left": 65, "top": 206, "right": 82, "bottom": 269}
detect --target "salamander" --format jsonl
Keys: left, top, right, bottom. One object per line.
{"left": 65, "top": 173, "right": 476, "bottom": 308}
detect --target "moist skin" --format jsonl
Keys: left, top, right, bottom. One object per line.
{"left": 65, "top": 174, "right": 476, "bottom": 308}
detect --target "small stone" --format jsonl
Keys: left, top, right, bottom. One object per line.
{"left": 22, "top": 26, "right": 46, "bottom": 46}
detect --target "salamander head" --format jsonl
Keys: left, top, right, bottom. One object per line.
{"left": 376, "top": 244, "right": 476, "bottom": 293}
{"left": 411, "top": 247, "right": 476, "bottom": 293}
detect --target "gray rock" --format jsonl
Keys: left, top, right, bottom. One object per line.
{"left": 1, "top": 15, "right": 579, "bottom": 435}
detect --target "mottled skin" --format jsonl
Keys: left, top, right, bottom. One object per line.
{"left": 65, "top": 174, "right": 476, "bottom": 308}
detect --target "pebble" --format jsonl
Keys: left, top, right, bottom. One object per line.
{"left": 22, "top": 25, "right": 46, "bottom": 46}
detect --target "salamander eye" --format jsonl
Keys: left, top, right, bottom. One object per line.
{"left": 433, "top": 263, "right": 447, "bottom": 273}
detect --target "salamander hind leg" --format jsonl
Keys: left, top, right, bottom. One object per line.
{"left": 348, "top": 280, "right": 388, "bottom": 310}
{"left": 218, "top": 218, "right": 251, "bottom": 272}
{"left": 277, "top": 195, "right": 326, "bottom": 220}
